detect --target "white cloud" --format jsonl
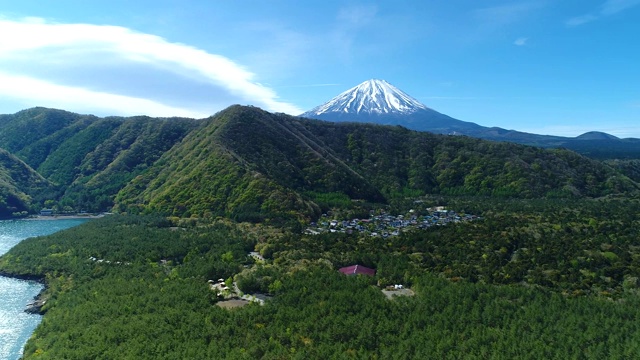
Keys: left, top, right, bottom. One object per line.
{"left": 278, "top": 83, "right": 341, "bottom": 88}
{"left": 566, "top": 0, "right": 640, "bottom": 26}
{"left": 565, "top": 14, "right": 599, "bottom": 26}
{"left": 0, "top": 17, "right": 303, "bottom": 116}
{"left": 331, "top": 5, "right": 380, "bottom": 62}
{"left": 514, "top": 37, "right": 528, "bottom": 46}
{"left": 0, "top": 72, "right": 206, "bottom": 118}
{"left": 474, "top": 2, "right": 545, "bottom": 26}
{"left": 337, "top": 5, "right": 378, "bottom": 27}
{"left": 601, "top": 0, "right": 640, "bottom": 15}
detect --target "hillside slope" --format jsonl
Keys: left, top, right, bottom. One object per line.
{"left": 0, "top": 105, "right": 636, "bottom": 219}
{"left": 299, "top": 121, "right": 636, "bottom": 198}
{"left": 114, "top": 106, "right": 343, "bottom": 223}
{"left": 0, "top": 148, "right": 52, "bottom": 217}
{"left": 0, "top": 108, "right": 199, "bottom": 213}
{"left": 0, "top": 107, "right": 88, "bottom": 156}
{"left": 114, "top": 106, "right": 638, "bottom": 221}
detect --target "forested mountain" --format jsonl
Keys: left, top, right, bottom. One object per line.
{"left": 606, "top": 159, "right": 640, "bottom": 183}
{"left": 0, "top": 105, "right": 637, "bottom": 220}
{"left": 115, "top": 105, "right": 637, "bottom": 222}
{"left": 0, "top": 107, "right": 88, "bottom": 155}
{"left": 0, "top": 148, "right": 52, "bottom": 217}
{"left": 0, "top": 108, "right": 199, "bottom": 215}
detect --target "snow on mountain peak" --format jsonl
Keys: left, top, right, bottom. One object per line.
{"left": 304, "top": 79, "right": 429, "bottom": 116}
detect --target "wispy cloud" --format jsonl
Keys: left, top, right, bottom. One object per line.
{"left": 565, "top": 14, "right": 599, "bottom": 27}
{"left": 237, "top": 20, "right": 315, "bottom": 82}
{"left": 421, "top": 96, "right": 492, "bottom": 100}
{"left": 566, "top": 0, "right": 640, "bottom": 26}
{"left": 601, "top": 0, "right": 640, "bottom": 15}
{"left": 0, "top": 17, "right": 303, "bottom": 116}
{"left": 337, "top": 5, "right": 378, "bottom": 27}
{"left": 473, "top": 2, "right": 545, "bottom": 26}
{"left": 277, "top": 83, "right": 341, "bottom": 88}
{"left": 0, "top": 72, "right": 205, "bottom": 118}
{"left": 468, "top": 2, "right": 544, "bottom": 43}
{"left": 514, "top": 37, "right": 528, "bottom": 46}
{"left": 331, "top": 4, "right": 379, "bottom": 62}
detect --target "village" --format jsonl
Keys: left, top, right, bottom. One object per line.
{"left": 304, "top": 206, "right": 480, "bottom": 237}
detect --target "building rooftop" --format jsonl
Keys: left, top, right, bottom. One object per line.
{"left": 339, "top": 264, "right": 376, "bottom": 276}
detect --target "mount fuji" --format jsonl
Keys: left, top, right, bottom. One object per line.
{"left": 300, "top": 79, "right": 484, "bottom": 135}
{"left": 300, "top": 79, "right": 640, "bottom": 159}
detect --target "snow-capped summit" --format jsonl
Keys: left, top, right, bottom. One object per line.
{"left": 300, "top": 79, "right": 635, "bottom": 150}
{"left": 303, "top": 79, "right": 428, "bottom": 116}
{"left": 300, "top": 79, "right": 482, "bottom": 134}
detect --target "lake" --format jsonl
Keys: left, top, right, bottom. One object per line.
{"left": 0, "top": 219, "right": 87, "bottom": 360}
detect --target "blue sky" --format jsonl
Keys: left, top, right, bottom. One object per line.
{"left": 0, "top": 1, "right": 639, "bottom": 137}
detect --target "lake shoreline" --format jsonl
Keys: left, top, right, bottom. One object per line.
{"left": 0, "top": 214, "right": 106, "bottom": 222}
{"left": 24, "top": 214, "right": 106, "bottom": 221}
{"left": 0, "top": 219, "right": 86, "bottom": 359}
{"left": 0, "top": 271, "right": 47, "bottom": 315}
{"left": 0, "top": 218, "right": 92, "bottom": 317}
{"left": 0, "top": 271, "right": 44, "bottom": 283}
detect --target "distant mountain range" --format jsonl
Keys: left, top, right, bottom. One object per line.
{"left": 300, "top": 79, "right": 640, "bottom": 159}
{"left": 0, "top": 105, "right": 638, "bottom": 219}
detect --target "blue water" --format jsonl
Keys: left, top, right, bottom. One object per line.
{"left": 0, "top": 219, "right": 87, "bottom": 360}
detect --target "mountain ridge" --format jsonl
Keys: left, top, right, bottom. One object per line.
{"left": 116, "top": 105, "right": 638, "bottom": 221}
{"left": 0, "top": 105, "right": 638, "bottom": 220}
{"left": 301, "top": 79, "right": 640, "bottom": 158}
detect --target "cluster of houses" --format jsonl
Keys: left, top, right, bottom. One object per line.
{"left": 209, "top": 278, "right": 269, "bottom": 307}
{"left": 88, "top": 256, "right": 129, "bottom": 266}
{"left": 305, "top": 207, "right": 480, "bottom": 237}
{"left": 208, "top": 279, "right": 231, "bottom": 296}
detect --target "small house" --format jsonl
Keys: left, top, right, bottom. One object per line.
{"left": 339, "top": 264, "right": 376, "bottom": 276}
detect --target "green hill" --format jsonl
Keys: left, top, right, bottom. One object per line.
{"left": 0, "top": 148, "right": 51, "bottom": 218}
{"left": 114, "top": 106, "right": 325, "bottom": 223}
{"left": 0, "top": 105, "right": 637, "bottom": 219}
{"left": 0, "top": 108, "right": 198, "bottom": 213}
{"left": 0, "top": 107, "right": 87, "bottom": 156}
{"left": 113, "top": 105, "right": 638, "bottom": 222}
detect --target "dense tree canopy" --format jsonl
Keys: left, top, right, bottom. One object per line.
{"left": 1, "top": 195, "right": 640, "bottom": 358}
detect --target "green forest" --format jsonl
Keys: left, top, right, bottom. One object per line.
{"left": 2, "top": 105, "right": 640, "bottom": 358}
{"left": 2, "top": 194, "right": 640, "bottom": 358}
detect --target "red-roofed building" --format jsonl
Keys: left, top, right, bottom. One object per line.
{"left": 339, "top": 264, "right": 376, "bottom": 276}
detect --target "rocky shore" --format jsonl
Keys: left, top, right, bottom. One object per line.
{"left": 25, "top": 214, "right": 105, "bottom": 221}
{"left": 0, "top": 270, "right": 44, "bottom": 283}
{"left": 0, "top": 271, "right": 47, "bottom": 315}
{"left": 25, "top": 294, "right": 47, "bottom": 314}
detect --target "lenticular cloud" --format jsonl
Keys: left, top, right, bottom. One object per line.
{"left": 0, "top": 17, "right": 302, "bottom": 117}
